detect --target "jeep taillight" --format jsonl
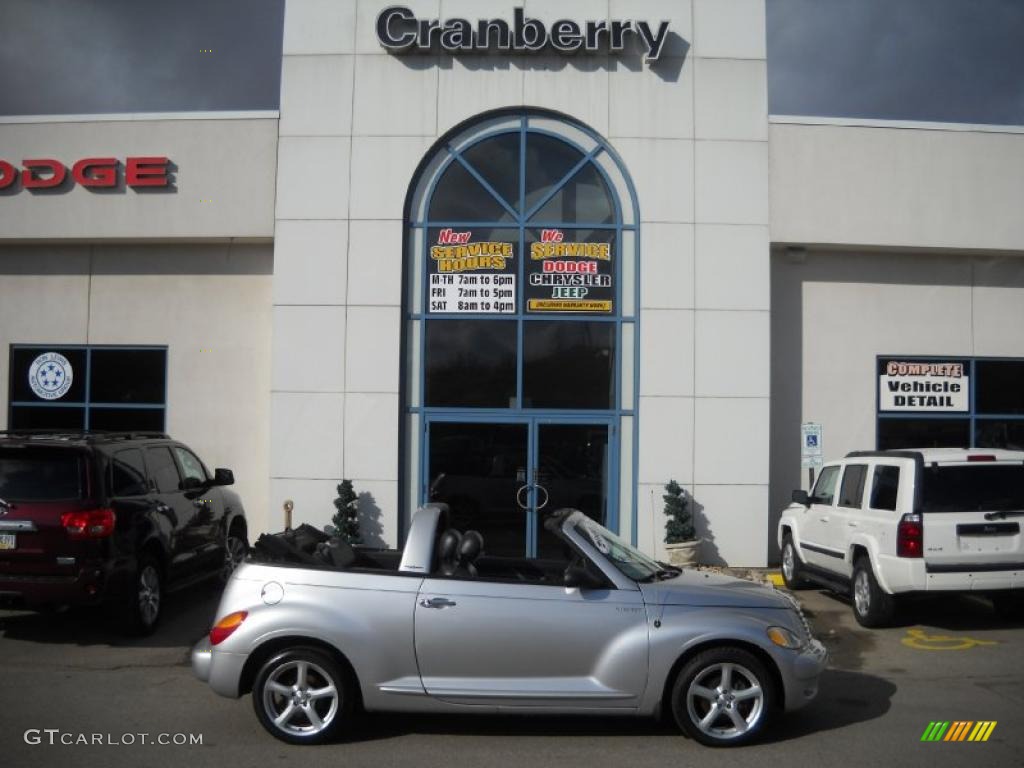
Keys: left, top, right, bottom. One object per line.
{"left": 61, "top": 508, "right": 116, "bottom": 539}
{"left": 210, "top": 611, "right": 248, "bottom": 645}
{"left": 897, "top": 513, "right": 923, "bottom": 558}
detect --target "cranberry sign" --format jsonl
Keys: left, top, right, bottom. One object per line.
{"left": 0, "top": 157, "right": 171, "bottom": 191}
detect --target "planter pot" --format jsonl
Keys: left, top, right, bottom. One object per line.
{"left": 665, "top": 539, "right": 703, "bottom": 567}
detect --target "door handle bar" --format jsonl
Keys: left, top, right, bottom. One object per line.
{"left": 420, "top": 597, "right": 457, "bottom": 609}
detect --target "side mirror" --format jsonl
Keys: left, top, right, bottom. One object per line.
{"left": 213, "top": 468, "right": 235, "bottom": 486}
{"left": 791, "top": 489, "right": 810, "bottom": 506}
{"left": 564, "top": 564, "right": 604, "bottom": 590}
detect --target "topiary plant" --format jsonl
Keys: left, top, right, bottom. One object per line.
{"left": 331, "top": 479, "right": 361, "bottom": 545}
{"left": 663, "top": 480, "right": 695, "bottom": 543}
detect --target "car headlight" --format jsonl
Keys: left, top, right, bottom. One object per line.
{"left": 767, "top": 625, "right": 804, "bottom": 649}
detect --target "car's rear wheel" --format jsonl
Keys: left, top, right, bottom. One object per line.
{"left": 670, "top": 647, "right": 775, "bottom": 747}
{"left": 252, "top": 647, "right": 352, "bottom": 745}
{"left": 852, "top": 556, "right": 894, "bottom": 628}
{"left": 120, "top": 555, "right": 162, "bottom": 636}
{"left": 780, "top": 535, "right": 810, "bottom": 590}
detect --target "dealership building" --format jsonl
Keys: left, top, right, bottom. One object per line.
{"left": 2, "top": 0, "right": 1023, "bottom": 566}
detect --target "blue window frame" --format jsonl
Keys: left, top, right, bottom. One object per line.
{"left": 401, "top": 109, "right": 641, "bottom": 548}
{"left": 876, "top": 355, "right": 1024, "bottom": 450}
{"left": 8, "top": 344, "right": 168, "bottom": 432}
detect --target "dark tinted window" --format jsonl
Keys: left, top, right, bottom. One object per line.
{"left": 878, "top": 418, "right": 969, "bottom": 450}
{"left": 529, "top": 163, "right": 614, "bottom": 224}
{"left": 921, "top": 465, "right": 1024, "bottom": 513}
{"left": 425, "top": 321, "right": 516, "bottom": 407}
{"left": 811, "top": 465, "right": 839, "bottom": 505}
{"left": 523, "top": 321, "right": 614, "bottom": 409}
{"left": 975, "top": 360, "right": 1024, "bottom": 415}
{"left": 146, "top": 446, "right": 181, "bottom": 494}
{"left": 869, "top": 465, "right": 900, "bottom": 511}
{"left": 524, "top": 133, "right": 585, "bottom": 213}
{"left": 110, "top": 449, "right": 148, "bottom": 497}
{"left": 175, "top": 447, "right": 207, "bottom": 483}
{"left": 90, "top": 408, "right": 165, "bottom": 432}
{"left": 90, "top": 349, "right": 166, "bottom": 403}
{"left": 9, "top": 406, "right": 85, "bottom": 431}
{"left": 838, "top": 464, "right": 868, "bottom": 508}
{"left": 429, "top": 160, "right": 514, "bottom": 223}
{"left": 461, "top": 133, "right": 521, "bottom": 212}
{"left": 0, "top": 449, "right": 84, "bottom": 501}
{"left": 976, "top": 420, "right": 1024, "bottom": 451}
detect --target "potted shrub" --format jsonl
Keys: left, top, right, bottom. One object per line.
{"left": 330, "top": 479, "right": 362, "bottom": 545}
{"left": 663, "top": 480, "right": 701, "bottom": 566}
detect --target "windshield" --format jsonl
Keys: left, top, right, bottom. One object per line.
{"left": 573, "top": 516, "right": 663, "bottom": 582}
{"left": 0, "top": 448, "right": 85, "bottom": 502}
{"left": 921, "top": 464, "right": 1024, "bottom": 512}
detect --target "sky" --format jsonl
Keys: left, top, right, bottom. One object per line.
{"left": 1, "top": 0, "right": 1023, "bottom": 126}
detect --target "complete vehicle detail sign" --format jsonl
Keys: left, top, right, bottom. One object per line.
{"left": 878, "top": 359, "right": 969, "bottom": 412}
{"left": 377, "top": 6, "right": 673, "bottom": 63}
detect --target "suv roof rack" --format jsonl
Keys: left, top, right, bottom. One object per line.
{"left": 0, "top": 430, "right": 170, "bottom": 442}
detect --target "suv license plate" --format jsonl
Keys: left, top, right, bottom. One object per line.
{"left": 0, "top": 534, "right": 16, "bottom": 550}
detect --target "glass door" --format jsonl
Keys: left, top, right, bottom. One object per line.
{"left": 425, "top": 418, "right": 613, "bottom": 558}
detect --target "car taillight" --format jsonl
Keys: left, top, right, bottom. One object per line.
{"left": 61, "top": 508, "right": 116, "bottom": 539}
{"left": 210, "top": 610, "right": 248, "bottom": 646}
{"left": 897, "top": 513, "right": 923, "bottom": 558}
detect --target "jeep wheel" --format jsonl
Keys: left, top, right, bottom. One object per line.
{"left": 252, "top": 647, "right": 352, "bottom": 745}
{"left": 780, "top": 535, "right": 810, "bottom": 590}
{"left": 671, "top": 647, "right": 775, "bottom": 747}
{"left": 852, "top": 557, "right": 894, "bottom": 628}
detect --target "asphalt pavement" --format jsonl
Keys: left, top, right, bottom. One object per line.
{"left": 1, "top": 579, "right": 1021, "bottom": 768}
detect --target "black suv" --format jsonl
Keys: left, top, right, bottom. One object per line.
{"left": 0, "top": 431, "right": 247, "bottom": 634}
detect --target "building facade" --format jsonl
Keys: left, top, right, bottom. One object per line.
{"left": 2, "top": 0, "right": 1022, "bottom": 565}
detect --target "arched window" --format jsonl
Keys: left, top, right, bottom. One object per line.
{"left": 402, "top": 110, "right": 639, "bottom": 557}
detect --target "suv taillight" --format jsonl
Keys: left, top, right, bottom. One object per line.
{"left": 897, "top": 513, "right": 923, "bottom": 558}
{"left": 61, "top": 508, "right": 116, "bottom": 539}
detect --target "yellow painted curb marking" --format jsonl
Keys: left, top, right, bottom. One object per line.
{"left": 901, "top": 628, "right": 998, "bottom": 651}
{"left": 767, "top": 573, "right": 785, "bottom": 587}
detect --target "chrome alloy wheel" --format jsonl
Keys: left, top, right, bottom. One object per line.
{"left": 781, "top": 543, "right": 795, "bottom": 582}
{"left": 137, "top": 564, "right": 161, "bottom": 628}
{"left": 262, "top": 660, "right": 340, "bottom": 738}
{"left": 222, "top": 534, "right": 248, "bottom": 580}
{"left": 685, "top": 662, "right": 765, "bottom": 741}
{"left": 854, "top": 569, "right": 871, "bottom": 617}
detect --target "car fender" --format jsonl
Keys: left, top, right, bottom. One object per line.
{"left": 847, "top": 535, "right": 894, "bottom": 594}
{"left": 778, "top": 507, "right": 807, "bottom": 560}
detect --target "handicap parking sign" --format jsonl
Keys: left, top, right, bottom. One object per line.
{"left": 801, "top": 423, "right": 823, "bottom": 468}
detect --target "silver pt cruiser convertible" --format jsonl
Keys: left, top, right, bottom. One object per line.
{"left": 192, "top": 505, "right": 827, "bottom": 747}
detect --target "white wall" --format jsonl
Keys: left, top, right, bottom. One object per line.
{"left": 769, "top": 248, "right": 1024, "bottom": 560}
{"left": 0, "top": 244, "right": 274, "bottom": 536}
{"left": 769, "top": 120, "right": 1024, "bottom": 252}
{"left": 272, "top": 0, "right": 772, "bottom": 563}
{"left": 0, "top": 117, "right": 278, "bottom": 241}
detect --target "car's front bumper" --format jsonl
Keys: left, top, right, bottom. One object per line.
{"left": 781, "top": 638, "right": 828, "bottom": 711}
{"left": 192, "top": 637, "right": 247, "bottom": 698}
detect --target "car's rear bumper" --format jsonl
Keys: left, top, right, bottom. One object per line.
{"left": 781, "top": 638, "right": 828, "bottom": 712}
{"left": 192, "top": 637, "right": 247, "bottom": 698}
{"left": 0, "top": 559, "right": 130, "bottom": 608}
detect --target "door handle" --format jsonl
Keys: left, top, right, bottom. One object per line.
{"left": 847, "top": 521, "right": 858, "bottom": 528}
{"left": 819, "top": 516, "right": 830, "bottom": 523}
{"left": 419, "top": 597, "right": 457, "bottom": 609}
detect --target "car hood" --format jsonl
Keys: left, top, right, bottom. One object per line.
{"left": 639, "top": 569, "right": 791, "bottom": 609}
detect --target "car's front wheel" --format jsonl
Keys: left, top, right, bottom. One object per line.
{"left": 252, "top": 647, "right": 353, "bottom": 745}
{"left": 852, "top": 556, "right": 895, "bottom": 628}
{"left": 670, "top": 647, "right": 776, "bottom": 747}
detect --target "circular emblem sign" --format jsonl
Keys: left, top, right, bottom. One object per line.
{"left": 28, "top": 352, "right": 73, "bottom": 400}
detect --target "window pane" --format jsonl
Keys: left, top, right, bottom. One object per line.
{"left": 461, "top": 132, "right": 521, "bottom": 212}
{"left": 524, "top": 133, "right": 585, "bottom": 213}
{"left": 145, "top": 446, "right": 181, "bottom": 493}
{"left": 9, "top": 406, "right": 85, "bottom": 431}
{"left": 0, "top": 448, "right": 84, "bottom": 501}
{"left": 424, "top": 321, "right": 516, "bottom": 408}
{"left": 921, "top": 465, "right": 1024, "bottom": 513}
{"left": 90, "top": 408, "right": 165, "bottom": 432}
{"left": 90, "top": 349, "right": 166, "bottom": 404}
{"left": 9, "top": 347, "right": 86, "bottom": 403}
{"left": 525, "top": 229, "right": 615, "bottom": 314}
{"left": 877, "top": 418, "right": 969, "bottom": 449}
{"left": 811, "top": 465, "right": 839, "bottom": 505}
{"left": 523, "top": 321, "right": 614, "bottom": 409}
{"left": 837, "top": 464, "right": 867, "bottom": 508}
{"left": 175, "top": 447, "right": 208, "bottom": 483}
{"left": 976, "top": 360, "right": 1024, "bottom": 415}
{"left": 975, "top": 419, "right": 1024, "bottom": 451}
{"left": 870, "top": 465, "right": 900, "bottom": 511}
{"left": 110, "top": 448, "right": 148, "bottom": 497}
{"left": 529, "top": 162, "right": 614, "bottom": 224}
{"left": 429, "top": 159, "right": 515, "bottom": 223}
